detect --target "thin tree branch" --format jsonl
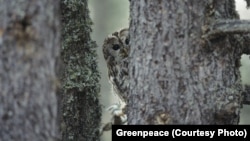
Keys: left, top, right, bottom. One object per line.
{"left": 202, "top": 20, "right": 250, "bottom": 39}
{"left": 202, "top": 20, "right": 250, "bottom": 54}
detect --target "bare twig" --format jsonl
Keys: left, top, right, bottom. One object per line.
{"left": 202, "top": 20, "right": 250, "bottom": 40}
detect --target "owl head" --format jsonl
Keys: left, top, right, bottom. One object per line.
{"left": 103, "top": 28, "right": 129, "bottom": 66}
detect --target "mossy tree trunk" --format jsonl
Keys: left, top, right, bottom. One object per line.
{"left": 60, "top": 0, "right": 101, "bottom": 140}
{"left": 128, "top": 0, "right": 250, "bottom": 124}
{"left": 0, "top": 0, "right": 60, "bottom": 140}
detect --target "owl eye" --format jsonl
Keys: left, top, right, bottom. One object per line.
{"left": 125, "top": 38, "right": 129, "bottom": 45}
{"left": 112, "top": 44, "right": 120, "bottom": 50}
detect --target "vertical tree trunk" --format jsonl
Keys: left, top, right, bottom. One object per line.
{"left": 0, "top": 0, "right": 60, "bottom": 140}
{"left": 128, "top": 0, "right": 244, "bottom": 124}
{"left": 60, "top": 0, "right": 101, "bottom": 140}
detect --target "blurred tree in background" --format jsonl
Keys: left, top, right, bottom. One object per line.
{"left": 0, "top": 0, "right": 60, "bottom": 140}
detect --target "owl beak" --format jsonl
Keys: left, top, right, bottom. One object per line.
{"left": 120, "top": 47, "right": 129, "bottom": 58}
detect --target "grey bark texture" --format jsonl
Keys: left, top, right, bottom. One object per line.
{"left": 128, "top": 0, "right": 248, "bottom": 124}
{"left": 0, "top": 0, "right": 60, "bottom": 140}
{"left": 60, "top": 0, "right": 101, "bottom": 140}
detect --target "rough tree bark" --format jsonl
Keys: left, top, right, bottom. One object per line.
{"left": 128, "top": 0, "right": 250, "bottom": 124}
{"left": 60, "top": 0, "right": 101, "bottom": 140}
{"left": 0, "top": 0, "right": 60, "bottom": 140}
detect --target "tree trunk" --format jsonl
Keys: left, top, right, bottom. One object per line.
{"left": 0, "top": 0, "right": 60, "bottom": 140}
{"left": 60, "top": 0, "right": 101, "bottom": 140}
{"left": 128, "top": 0, "right": 248, "bottom": 124}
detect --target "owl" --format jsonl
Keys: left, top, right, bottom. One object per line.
{"left": 102, "top": 28, "right": 130, "bottom": 104}
{"left": 101, "top": 28, "right": 130, "bottom": 134}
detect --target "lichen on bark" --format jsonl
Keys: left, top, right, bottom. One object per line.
{"left": 60, "top": 0, "right": 101, "bottom": 140}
